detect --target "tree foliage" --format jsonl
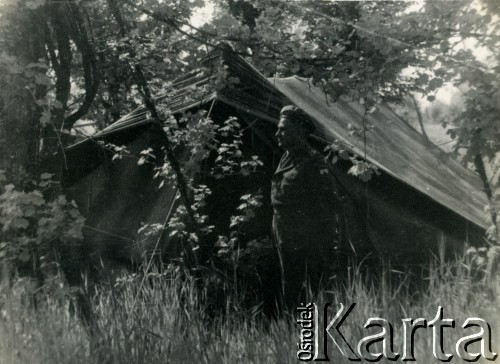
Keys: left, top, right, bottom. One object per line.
{"left": 1, "top": 0, "right": 497, "bottom": 174}
{"left": 0, "top": 171, "right": 85, "bottom": 282}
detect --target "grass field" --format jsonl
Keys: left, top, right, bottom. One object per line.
{"left": 0, "top": 254, "right": 498, "bottom": 364}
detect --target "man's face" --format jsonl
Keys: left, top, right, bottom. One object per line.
{"left": 276, "top": 118, "right": 305, "bottom": 149}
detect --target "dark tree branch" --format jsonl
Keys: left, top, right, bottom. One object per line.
{"left": 120, "top": 0, "right": 264, "bottom": 57}
{"left": 108, "top": 0, "right": 128, "bottom": 37}
{"left": 63, "top": 0, "right": 100, "bottom": 130}
{"left": 411, "top": 94, "right": 429, "bottom": 142}
{"left": 108, "top": 0, "right": 201, "bottom": 266}
{"left": 44, "top": 23, "right": 60, "bottom": 74}
{"left": 122, "top": 0, "right": 220, "bottom": 49}
{"left": 25, "top": 11, "right": 50, "bottom": 177}
{"left": 132, "top": 64, "right": 201, "bottom": 265}
{"left": 474, "top": 151, "right": 499, "bottom": 237}
{"left": 48, "top": 5, "right": 72, "bottom": 130}
{"left": 444, "top": 28, "right": 500, "bottom": 39}
{"left": 470, "top": 127, "right": 499, "bottom": 239}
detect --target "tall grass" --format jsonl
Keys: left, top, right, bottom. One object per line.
{"left": 0, "top": 254, "right": 498, "bottom": 364}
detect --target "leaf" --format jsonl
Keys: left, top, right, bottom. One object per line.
{"left": 26, "top": 0, "right": 46, "bottom": 10}
{"left": 52, "top": 100, "right": 63, "bottom": 109}
{"left": 27, "top": 191, "right": 45, "bottom": 206}
{"left": 227, "top": 76, "right": 240, "bottom": 85}
{"left": 19, "top": 250, "right": 30, "bottom": 262}
{"left": 4, "top": 184, "right": 15, "bottom": 192}
{"left": 40, "top": 110, "right": 51, "bottom": 126}
{"left": 34, "top": 73, "right": 51, "bottom": 86}
{"left": 12, "top": 217, "right": 29, "bottom": 229}
{"left": 23, "top": 205, "right": 36, "bottom": 217}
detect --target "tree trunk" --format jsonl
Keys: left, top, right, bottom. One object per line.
{"left": 474, "top": 153, "right": 499, "bottom": 240}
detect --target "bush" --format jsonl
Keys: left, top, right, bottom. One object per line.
{"left": 0, "top": 171, "right": 84, "bottom": 283}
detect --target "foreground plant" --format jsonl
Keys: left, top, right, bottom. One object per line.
{"left": 0, "top": 253, "right": 498, "bottom": 364}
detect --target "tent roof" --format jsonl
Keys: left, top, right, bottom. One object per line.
{"left": 271, "top": 76, "right": 488, "bottom": 229}
{"left": 67, "top": 48, "right": 489, "bottom": 230}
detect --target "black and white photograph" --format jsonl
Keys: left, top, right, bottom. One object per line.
{"left": 0, "top": 0, "right": 498, "bottom": 362}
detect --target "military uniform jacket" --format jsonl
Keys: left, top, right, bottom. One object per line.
{"left": 271, "top": 147, "right": 340, "bottom": 253}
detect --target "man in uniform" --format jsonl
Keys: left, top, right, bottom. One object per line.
{"left": 271, "top": 105, "right": 342, "bottom": 307}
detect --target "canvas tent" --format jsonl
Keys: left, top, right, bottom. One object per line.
{"left": 63, "top": 47, "right": 488, "bottom": 270}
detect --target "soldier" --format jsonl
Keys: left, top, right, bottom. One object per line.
{"left": 272, "top": 105, "right": 342, "bottom": 307}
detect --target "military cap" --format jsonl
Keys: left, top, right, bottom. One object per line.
{"left": 280, "top": 105, "right": 315, "bottom": 134}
